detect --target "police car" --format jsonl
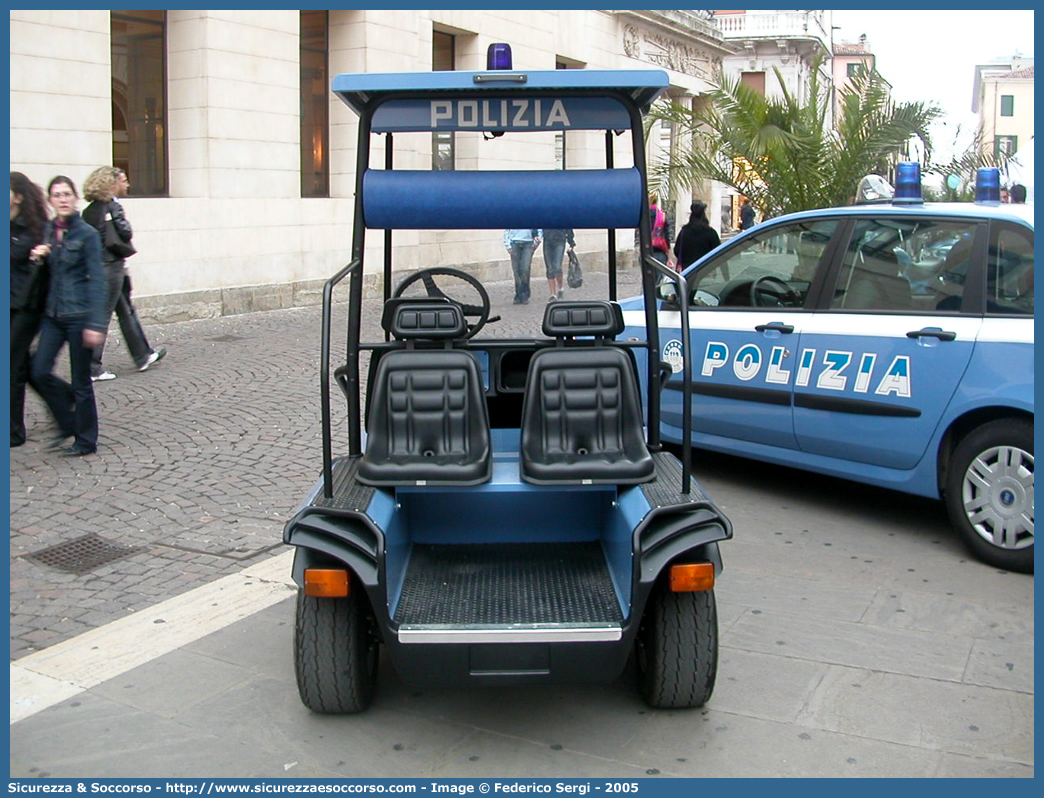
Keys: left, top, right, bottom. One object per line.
{"left": 622, "top": 166, "right": 1034, "bottom": 573}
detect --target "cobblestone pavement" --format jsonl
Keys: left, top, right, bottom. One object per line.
{"left": 9, "top": 266, "right": 644, "bottom": 658}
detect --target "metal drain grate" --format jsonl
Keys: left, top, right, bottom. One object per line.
{"left": 25, "top": 533, "right": 146, "bottom": 575}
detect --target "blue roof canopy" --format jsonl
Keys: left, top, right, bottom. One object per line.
{"left": 333, "top": 69, "right": 670, "bottom": 125}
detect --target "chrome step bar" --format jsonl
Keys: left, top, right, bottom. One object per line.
{"left": 398, "top": 623, "right": 622, "bottom": 644}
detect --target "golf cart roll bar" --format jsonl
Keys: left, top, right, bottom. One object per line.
{"left": 641, "top": 255, "right": 694, "bottom": 495}
{"left": 316, "top": 70, "right": 696, "bottom": 499}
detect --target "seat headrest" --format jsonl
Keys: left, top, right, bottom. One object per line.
{"left": 382, "top": 299, "right": 467, "bottom": 340}
{"left": 542, "top": 301, "right": 624, "bottom": 339}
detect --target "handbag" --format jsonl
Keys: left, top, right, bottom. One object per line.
{"left": 566, "top": 248, "right": 583, "bottom": 288}
{"left": 104, "top": 219, "right": 136, "bottom": 259}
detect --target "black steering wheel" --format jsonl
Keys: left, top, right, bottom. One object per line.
{"left": 750, "top": 275, "right": 800, "bottom": 308}
{"left": 392, "top": 267, "right": 493, "bottom": 338}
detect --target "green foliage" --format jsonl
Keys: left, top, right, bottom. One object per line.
{"left": 648, "top": 59, "right": 941, "bottom": 217}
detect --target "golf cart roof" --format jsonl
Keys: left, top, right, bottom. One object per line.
{"left": 333, "top": 69, "right": 670, "bottom": 119}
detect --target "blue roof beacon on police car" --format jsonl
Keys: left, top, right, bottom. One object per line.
{"left": 622, "top": 164, "right": 1034, "bottom": 573}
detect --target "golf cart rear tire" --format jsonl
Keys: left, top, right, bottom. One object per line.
{"left": 294, "top": 588, "right": 378, "bottom": 713}
{"left": 945, "top": 418, "right": 1034, "bottom": 574}
{"left": 637, "top": 583, "right": 718, "bottom": 709}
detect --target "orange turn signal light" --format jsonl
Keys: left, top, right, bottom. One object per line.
{"left": 669, "top": 562, "right": 715, "bottom": 592}
{"left": 304, "top": 568, "right": 350, "bottom": 598}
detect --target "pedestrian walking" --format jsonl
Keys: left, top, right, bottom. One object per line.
{"left": 1010, "top": 183, "right": 1027, "bottom": 204}
{"left": 503, "top": 228, "right": 542, "bottom": 304}
{"left": 541, "top": 228, "right": 574, "bottom": 302}
{"left": 29, "top": 176, "right": 107, "bottom": 457}
{"left": 81, "top": 166, "right": 166, "bottom": 381}
{"left": 10, "top": 171, "right": 50, "bottom": 447}
{"left": 739, "top": 198, "right": 756, "bottom": 231}
{"left": 673, "top": 200, "right": 721, "bottom": 271}
{"left": 648, "top": 199, "right": 674, "bottom": 268}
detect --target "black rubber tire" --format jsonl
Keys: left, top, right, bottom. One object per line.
{"left": 636, "top": 584, "right": 718, "bottom": 708}
{"left": 294, "top": 588, "right": 379, "bottom": 713}
{"left": 944, "top": 418, "right": 1034, "bottom": 574}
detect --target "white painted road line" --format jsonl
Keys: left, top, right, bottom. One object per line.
{"left": 10, "top": 550, "right": 297, "bottom": 725}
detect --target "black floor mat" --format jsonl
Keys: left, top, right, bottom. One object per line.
{"left": 395, "top": 542, "right": 622, "bottom": 626}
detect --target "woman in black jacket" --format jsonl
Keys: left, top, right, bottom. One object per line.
{"left": 81, "top": 166, "right": 164, "bottom": 381}
{"left": 29, "top": 176, "right": 107, "bottom": 456}
{"left": 10, "top": 171, "right": 49, "bottom": 446}
{"left": 673, "top": 200, "right": 721, "bottom": 271}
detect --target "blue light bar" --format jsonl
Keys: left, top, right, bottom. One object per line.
{"left": 975, "top": 167, "right": 1001, "bottom": 203}
{"left": 487, "top": 43, "right": 512, "bottom": 70}
{"left": 893, "top": 161, "right": 923, "bottom": 203}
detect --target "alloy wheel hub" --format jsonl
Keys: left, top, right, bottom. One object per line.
{"left": 962, "top": 445, "right": 1034, "bottom": 550}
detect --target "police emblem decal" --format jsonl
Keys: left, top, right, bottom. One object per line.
{"left": 663, "top": 339, "right": 684, "bottom": 374}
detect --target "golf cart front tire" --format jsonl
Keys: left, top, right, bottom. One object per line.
{"left": 636, "top": 582, "right": 718, "bottom": 709}
{"left": 294, "top": 587, "right": 379, "bottom": 713}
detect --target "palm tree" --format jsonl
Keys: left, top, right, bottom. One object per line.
{"left": 649, "top": 60, "right": 941, "bottom": 218}
{"left": 923, "top": 123, "right": 1011, "bottom": 202}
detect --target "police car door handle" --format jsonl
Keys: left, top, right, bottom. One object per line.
{"left": 906, "top": 328, "right": 956, "bottom": 342}
{"left": 755, "top": 322, "right": 794, "bottom": 334}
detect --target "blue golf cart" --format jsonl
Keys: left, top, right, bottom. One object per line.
{"left": 283, "top": 46, "right": 732, "bottom": 712}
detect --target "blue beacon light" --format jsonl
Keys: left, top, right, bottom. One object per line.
{"left": 975, "top": 167, "right": 1002, "bottom": 203}
{"left": 893, "top": 161, "right": 923, "bottom": 203}
{"left": 487, "top": 43, "right": 512, "bottom": 70}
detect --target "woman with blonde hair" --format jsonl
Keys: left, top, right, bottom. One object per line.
{"left": 81, "top": 166, "right": 165, "bottom": 381}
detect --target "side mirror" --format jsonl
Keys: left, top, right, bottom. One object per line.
{"left": 656, "top": 282, "right": 678, "bottom": 303}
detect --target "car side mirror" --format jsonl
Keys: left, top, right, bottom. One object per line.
{"left": 657, "top": 282, "right": 678, "bottom": 304}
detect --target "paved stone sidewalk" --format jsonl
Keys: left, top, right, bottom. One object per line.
{"left": 9, "top": 267, "right": 1033, "bottom": 777}
{"left": 9, "top": 268, "right": 641, "bottom": 657}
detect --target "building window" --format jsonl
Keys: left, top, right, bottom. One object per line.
{"left": 1000, "top": 94, "right": 1015, "bottom": 117}
{"left": 111, "top": 11, "right": 167, "bottom": 197}
{"left": 432, "top": 31, "right": 455, "bottom": 171}
{"left": 740, "top": 71, "right": 765, "bottom": 95}
{"left": 995, "top": 135, "right": 1018, "bottom": 159}
{"left": 300, "top": 11, "right": 329, "bottom": 197}
{"left": 847, "top": 62, "right": 865, "bottom": 78}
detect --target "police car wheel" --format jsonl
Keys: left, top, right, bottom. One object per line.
{"left": 636, "top": 582, "right": 718, "bottom": 708}
{"left": 945, "top": 418, "right": 1034, "bottom": 574}
{"left": 294, "top": 587, "right": 380, "bottom": 713}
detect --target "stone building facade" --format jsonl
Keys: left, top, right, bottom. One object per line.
{"left": 10, "top": 9, "right": 731, "bottom": 322}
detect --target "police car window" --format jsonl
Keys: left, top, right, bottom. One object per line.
{"left": 830, "top": 218, "right": 977, "bottom": 313}
{"left": 688, "top": 220, "right": 838, "bottom": 308}
{"left": 986, "top": 223, "right": 1033, "bottom": 315}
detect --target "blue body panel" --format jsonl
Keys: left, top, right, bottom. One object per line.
{"left": 619, "top": 199, "right": 1034, "bottom": 502}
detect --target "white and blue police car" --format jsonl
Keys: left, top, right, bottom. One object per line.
{"left": 623, "top": 165, "right": 1033, "bottom": 572}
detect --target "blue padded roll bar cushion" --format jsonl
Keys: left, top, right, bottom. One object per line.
{"left": 363, "top": 168, "right": 643, "bottom": 230}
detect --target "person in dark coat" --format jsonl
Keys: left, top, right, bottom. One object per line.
{"left": 29, "top": 176, "right": 107, "bottom": 456}
{"left": 673, "top": 200, "right": 721, "bottom": 271}
{"left": 10, "top": 171, "right": 49, "bottom": 446}
{"left": 739, "top": 198, "right": 756, "bottom": 230}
